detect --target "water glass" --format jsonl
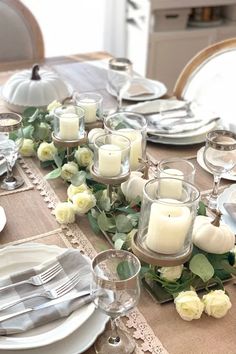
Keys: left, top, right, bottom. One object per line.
{"left": 91, "top": 249, "right": 141, "bottom": 354}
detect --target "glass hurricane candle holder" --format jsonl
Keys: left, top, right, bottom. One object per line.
{"left": 155, "top": 158, "right": 196, "bottom": 199}
{"left": 74, "top": 92, "right": 103, "bottom": 124}
{"left": 93, "top": 133, "right": 130, "bottom": 179}
{"left": 133, "top": 177, "right": 200, "bottom": 266}
{"left": 104, "top": 112, "right": 147, "bottom": 171}
{"left": 53, "top": 104, "right": 85, "bottom": 142}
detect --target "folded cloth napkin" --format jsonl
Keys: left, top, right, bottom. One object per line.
{"left": 224, "top": 203, "right": 236, "bottom": 222}
{"left": 0, "top": 248, "right": 92, "bottom": 335}
{"left": 127, "top": 82, "right": 154, "bottom": 97}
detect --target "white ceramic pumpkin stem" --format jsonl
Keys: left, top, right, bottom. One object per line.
{"left": 211, "top": 211, "right": 222, "bottom": 227}
{"left": 31, "top": 64, "right": 41, "bottom": 81}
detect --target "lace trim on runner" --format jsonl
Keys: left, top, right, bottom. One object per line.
{"left": 20, "top": 157, "right": 168, "bottom": 354}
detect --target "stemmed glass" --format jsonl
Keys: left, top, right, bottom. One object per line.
{"left": 108, "top": 58, "right": 133, "bottom": 112}
{"left": 91, "top": 249, "right": 141, "bottom": 354}
{"left": 0, "top": 113, "right": 24, "bottom": 190}
{"left": 203, "top": 129, "right": 236, "bottom": 210}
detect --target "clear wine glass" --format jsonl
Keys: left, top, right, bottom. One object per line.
{"left": 108, "top": 58, "right": 133, "bottom": 112}
{"left": 203, "top": 129, "right": 236, "bottom": 210}
{"left": 91, "top": 249, "right": 141, "bottom": 354}
{"left": 0, "top": 113, "right": 24, "bottom": 190}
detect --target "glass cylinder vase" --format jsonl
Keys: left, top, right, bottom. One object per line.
{"left": 74, "top": 92, "right": 103, "bottom": 124}
{"left": 104, "top": 112, "right": 147, "bottom": 171}
{"left": 93, "top": 133, "right": 130, "bottom": 178}
{"left": 53, "top": 104, "right": 85, "bottom": 141}
{"left": 135, "top": 177, "right": 200, "bottom": 266}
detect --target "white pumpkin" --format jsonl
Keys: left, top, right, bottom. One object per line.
{"left": 121, "top": 171, "right": 147, "bottom": 202}
{"left": 193, "top": 213, "right": 235, "bottom": 254}
{"left": 2, "top": 64, "right": 72, "bottom": 112}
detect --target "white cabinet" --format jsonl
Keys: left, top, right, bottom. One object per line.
{"left": 126, "top": 0, "right": 236, "bottom": 93}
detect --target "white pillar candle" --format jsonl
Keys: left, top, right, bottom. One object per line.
{"left": 159, "top": 168, "right": 184, "bottom": 200}
{"left": 59, "top": 113, "right": 79, "bottom": 140}
{"left": 98, "top": 144, "right": 122, "bottom": 177}
{"left": 79, "top": 99, "right": 97, "bottom": 123}
{"left": 146, "top": 199, "right": 191, "bottom": 254}
{"left": 119, "top": 129, "right": 142, "bottom": 170}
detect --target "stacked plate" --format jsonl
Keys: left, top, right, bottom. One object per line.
{"left": 0, "top": 244, "right": 108, "bottom": 354}
{"left": 127, "top": 99, "right": 221, "bottom": 146}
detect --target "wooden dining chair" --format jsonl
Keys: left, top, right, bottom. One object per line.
{"left": 173, "top": 38, "right": 236, "bottom": 132}
{"left": 173, "top": 37, "right": 236, "bottom": 99}
{"left": 0, "top": 0, "right": 44, "bottom": 63}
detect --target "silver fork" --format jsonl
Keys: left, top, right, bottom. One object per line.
{"left": 0, "top": 272, "right": 81, "bottom": 311}
{"left": 0, "top": 262, "right": 63, "bottom": 292}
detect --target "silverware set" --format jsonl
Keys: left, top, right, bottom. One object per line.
{"left": 0, "top": 262, "right": 90, "bottom": 321}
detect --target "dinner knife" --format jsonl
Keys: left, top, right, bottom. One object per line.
{"left": 0, "top": 290, "right": 93, "bottom": 323}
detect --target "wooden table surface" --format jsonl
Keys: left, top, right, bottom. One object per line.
{"left": 0, "top": 52, "right": 235, "bottom": 354}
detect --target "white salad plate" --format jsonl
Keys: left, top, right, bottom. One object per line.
{"left": 0, "top": 243, "right": 107, "bottom": 351}
{"left": 197, "top": 146, "right": 236, "bottom": 182}
{"left": 218, "top": 184, "right": 236, "bottom": 234}
{"left": 107, "top": 77, "right": 167, "bottom": 102}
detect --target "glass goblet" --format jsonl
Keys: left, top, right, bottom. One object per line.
{"left": 0, "top": 113, "right": 24, "bottom": 190}
{"left": 203, "top": 129, "right": 236, "bottom": 210}
{"left": 91, "top": 249, "right": 141, "bottom": 354}
{"left": 108, "top": 58, "right": 133, "bottom": 112}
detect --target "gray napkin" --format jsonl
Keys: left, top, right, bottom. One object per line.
{"left": 224, "top": 203, "right": 236, "bottom": 222}
{"left": 0, "top": 248, "right": 92, "bottom": 335}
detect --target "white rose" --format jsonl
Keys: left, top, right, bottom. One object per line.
{"left": 54, "top": 202, "right": 75, "bottom": 224}
{"left": 203, "top": 290, "right": 232, "bottom": 318}
{"left": 61, "top": 162, "right": 78, "bottom": 181}
{"left": 75, "top": 147, "right": 93, "bottom": 167}
{"left": 67, "top": 183, "right": 90, "bottom": 200}
{"left": 159, "top": 265, "right": 183, "bottom": 282}
{"left": 20, "top": 139, "right": 35, "bottom": 157}
{"left": 47, "top": 100, "right": 62, "bottom": 112}
{"left": 88, "top": 128, "right": 105, "bottom": 145}
{"left": 174, "top": 290, "right": 204, "bottom": 321}
{"left": 37, "top": 142, "right": 57, "bottom": 162}
{"left": 72, "top": 191, "right": 96, "bottom": 214}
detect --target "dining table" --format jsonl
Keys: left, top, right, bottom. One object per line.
{"left": 0, "top": 51, "right": 235, "bottom": 354}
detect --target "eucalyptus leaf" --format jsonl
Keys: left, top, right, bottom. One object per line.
{"left": 114, "top": 238, "right": 125, "bottom": 250}
{"left": 189, "top": 254, "right": 214, "bottom": 282}
{"left": 71, "top": 171, "right": 86, "bottom": 186}
{"left": 127, "top": 213, "right": 140, "bottom": 227}
{"left": 28, "top": 109, "right": 40, "bottom": 123}
{"left": 112, "top": 233, "right": 127, "bottom": 242}
{"left": 197, "top": 201, "right": 206, "bottom": 216}
{"left": 45, "top": 167, "right": 62, "bottom": 180}
{"left": 87, "top": 212, "right": 101, "bottom": 235}
{"left": 116, "top": 260, "right": 136, "bottom": 280}
{"left": 97, "top": 212, "right": 115, "bottom": 232}
{"left": 116, "top": 214, "right": 133, "bottom": 233}
{"left": 23, "top": 107, "right": 38, "bottom": 120}
{"left": 53, "top": 154, "right": 63, "bottom": 168}
{"left": 22, "top": 125, "right": 34, "bottom": 139}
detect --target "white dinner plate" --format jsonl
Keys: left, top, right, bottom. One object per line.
{"left": 218, "top": 184, "right": 236, "bottom": 234}
{"left": 197, "top": 146, "right": 236, "bottom": 181}
{"left": 107, "top": 77, "right": 167, "bottom": 102}
{"left": 0, "top": 243, "right": 97, "bottom": 350}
